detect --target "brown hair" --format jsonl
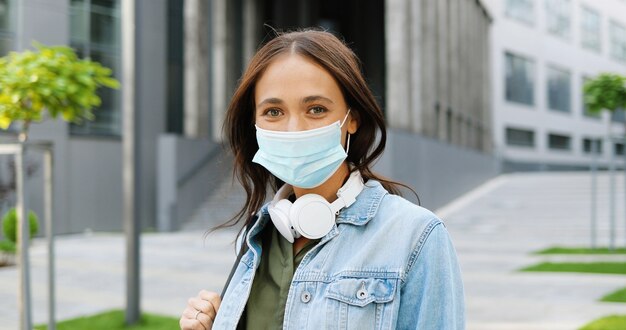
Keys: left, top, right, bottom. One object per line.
{"left": 219, "top": 29, "right": 415, "bottom": 232}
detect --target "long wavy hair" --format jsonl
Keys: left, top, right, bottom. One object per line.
{"left": 219, "top": 29, "right": 415, "bottom": 233}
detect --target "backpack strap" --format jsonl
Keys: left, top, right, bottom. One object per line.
{"left": 220, "top": 215, "right": 257, "bottom": 298}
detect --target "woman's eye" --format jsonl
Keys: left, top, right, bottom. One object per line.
{"left": 265, "top": 109, "right": 282, "bottom": 117}
{"left": 308, "top": 106, "right": 326, "bottom": 115}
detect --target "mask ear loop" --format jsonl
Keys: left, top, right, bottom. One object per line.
{"left": 340, "top": 108, "right": 351, "bottom": 127}
{"left": 341, "top": 108, "right": 352, "bottom": 154}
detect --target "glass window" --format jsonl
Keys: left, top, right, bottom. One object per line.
{"left": 546, "top": 0, "right": 571, "bottom": 39}
{"left": 70, "top": 1, "right": 89, "bottom": 43}
{"left": 69, "top": 0, "right": 121, "bottom": 137}
{"left": 506, "top": 0, "right": 534, "bottom": 25}
{"left": 506, "top": 127, "right": 535, "bottom": 147}
{"left": 548, "top": 133, "right": 571, "bottom": 150}
{"left": 0, "top": 0, "right": 14, "bottom": 31}
{"left": 612, "top": 108, "right": 625, "bottom": 123}
{"left": 505, "top": 52, "right": 535, "bottom": 106}
{"left": 582, "top": 138, "right": 603, "bottom": 154}
{"left": 580, "top": 6, "right": 601, "bottom": 52}
{"left": 582, "top": 76, "right": 601, "bottom": 119}
{"left": 0, "top": 0, "right": 14, "bottom": 56}
{"left": 167, "top": 0, "right": 184, "bottom": 134}
{"left": 611, "top": 21, "right": 626, "bottom": 62}
{"left": 615, "top": 142, "right": 625, "bottom": 156}
{"left": 547, "top": 66, "right": 571, "bottom": 113}
{"left": 90, "top": 2, "right": 119, "bottom": 47}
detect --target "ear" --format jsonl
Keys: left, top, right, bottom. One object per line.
{"left": 347, "top": 110, "right": 360, "bottom": 134}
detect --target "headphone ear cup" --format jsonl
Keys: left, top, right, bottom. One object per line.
{"left": 290, "top": 194, "right": 335, "bottom": 239}
{"left": 269, "top": 199, "right": 297, "bottom": 243}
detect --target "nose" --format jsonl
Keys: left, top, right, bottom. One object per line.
{"left": 286, "top": 116, "right": 307, "bottom": 132}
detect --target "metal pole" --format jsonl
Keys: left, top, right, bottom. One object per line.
{"left": 44, "top": 149, "right": 56, "bottom": 330}
{"left": 122, "top": 0, "right": 140, "bottom": 324}
{"left": 608, "top": 119, "right": 616, "bottom": 251}
{"left": 16, "top": 144, "right": 32, "bottom": 330}
{"left": 15, "top": 0, "right": 23, "bottom": 51}
{"left": 591, "top": 139, "right": 597, "bottom": 249}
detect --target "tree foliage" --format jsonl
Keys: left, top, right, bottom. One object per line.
{"left": 583, "top": 73, "right": 626, "bottom": 114}
{"left": 0, "top": 42, "right": 120, "bottom": 132}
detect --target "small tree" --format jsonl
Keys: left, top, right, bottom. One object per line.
{"left": 584, "top": 73, "right": 626, "bottom": 251}
{"left": 584, "top": 73, "right": 626, "bottom": 116}
{"left": 0, "top": 43, "right": 120, "bottom": 327}
{"left": 0, "top": 42, "right": 120, "bottom": 142}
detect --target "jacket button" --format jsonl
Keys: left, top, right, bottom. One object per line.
{"left": 301, "top": 291, "right": 312, "bottom": 303}
{"left": 357, "top": 280, "right": 369, "bottom": 299}
{"left": 356, "top": 288, "right": 369, "bottom": 300}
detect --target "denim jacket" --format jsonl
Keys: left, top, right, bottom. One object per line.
{"left": 213, "top": 179, "right": 465, "bottom": 329}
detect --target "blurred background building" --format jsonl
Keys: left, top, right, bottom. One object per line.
{"left": 485, "top": 0, "right": 626, "bottom": 171}
{"left": 5, "top": 0, "right": 624, "bottom": 235}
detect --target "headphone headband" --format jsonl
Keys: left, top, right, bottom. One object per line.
{"left": 272, "top": 170, "right": 364, "bottom": 207}
{"left": 268, "top": 170, "right": 365, "bottom": 242}
{"left": 330, "top": 170, "right": 364, "bottom": 214}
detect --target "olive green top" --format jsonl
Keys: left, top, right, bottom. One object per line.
{"left": 241, "top": 225, "right": 319, "bottom": 329}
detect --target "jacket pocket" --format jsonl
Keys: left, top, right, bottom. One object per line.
{"left": 324, "top": 277, "right": 398, "bottom": 330}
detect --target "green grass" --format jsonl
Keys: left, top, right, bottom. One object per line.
{"left": 601, "top": 287, "right": 626, "bottom": 303}
{"left": 34, "top": 310, "right": 179, "bottom": 330}
{"left": 580, "top": 315, "right": 626, "bottom": 330}
{"left": 535, "top": 246, "right": 626, "bottom": 255}
{"left": 520, "top": 262, "right": 626, "bottom": 275}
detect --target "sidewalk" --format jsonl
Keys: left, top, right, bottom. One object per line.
{"left": 440, "top": 171, "right": 626, "bottom": 330}
{"left": 0, "top": 171, "right": 624, "bottom": 329}
{"left": 0, "top": 229, "right": 239, "bottom": 329}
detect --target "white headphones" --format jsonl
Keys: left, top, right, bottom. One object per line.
{"left": 268, "top": 170, "right": 365, "bottom": 243}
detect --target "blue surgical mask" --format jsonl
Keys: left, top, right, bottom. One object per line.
{"left": 252, "top": 110, "right": 351, "bottom": 189}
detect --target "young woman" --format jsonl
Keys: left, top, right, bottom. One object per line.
{"left": 180, "top": 29, "right": 464, "bottom": 330}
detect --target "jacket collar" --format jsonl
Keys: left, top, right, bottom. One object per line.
{"left": 243, "top": 179, "right": 388, "bottom": 267}
{"left": 335, "top": 179, "right": 387, "bottom": 226}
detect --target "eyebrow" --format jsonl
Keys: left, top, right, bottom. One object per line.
{"left": 257, "top": 95, "right": 334, "bottom": 108}
{"left": 302, "top": 95, "right": 334, "bottom": 105}
{"left": 257, "top": 97, "right": 283, "bottom": 108}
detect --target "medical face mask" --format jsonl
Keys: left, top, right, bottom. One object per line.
{"left": 252, "top": 110, "right": 351, "bottom": 189}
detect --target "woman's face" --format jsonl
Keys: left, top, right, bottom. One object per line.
{"left": 254, "top": 54, "right": 358, "bottom": 135}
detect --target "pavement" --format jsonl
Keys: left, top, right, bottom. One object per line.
{"left": 0, "top": 171, "right": 625, "bottom": 329}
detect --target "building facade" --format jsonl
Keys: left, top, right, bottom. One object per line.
{"left": 0, "top": 0, "right": 496, "bottom": 234}
{"left": 484, "top": 0, "right": 626, "bottom": 171}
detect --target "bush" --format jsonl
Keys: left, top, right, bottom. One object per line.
{"left": 0, "top": 239, "right": 15, "bottom": 253}
{"left": 2, "top": 208, "right": 39, "bottom": 243}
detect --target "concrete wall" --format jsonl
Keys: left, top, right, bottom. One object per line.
{"left": 386, "top": 0, "right": 492, "bottom": 153}
{"left": 375, "top": 129, "right": 500, "bottom": 210}
{"left": 157, "top": 135, "right": 223, "bottom": 232}
{"left": 68, "top": 139, "right": 123, "bottom": 232}
{"left": 135, "top": 0, "right": 168, "bottom": 230}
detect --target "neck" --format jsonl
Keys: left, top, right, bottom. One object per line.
{"left": 292, "top": 162, "right": 350, "bottom": 202}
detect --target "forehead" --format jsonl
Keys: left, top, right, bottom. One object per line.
{"left": 254, "top": 53, "right": 343, "bottom": 104}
